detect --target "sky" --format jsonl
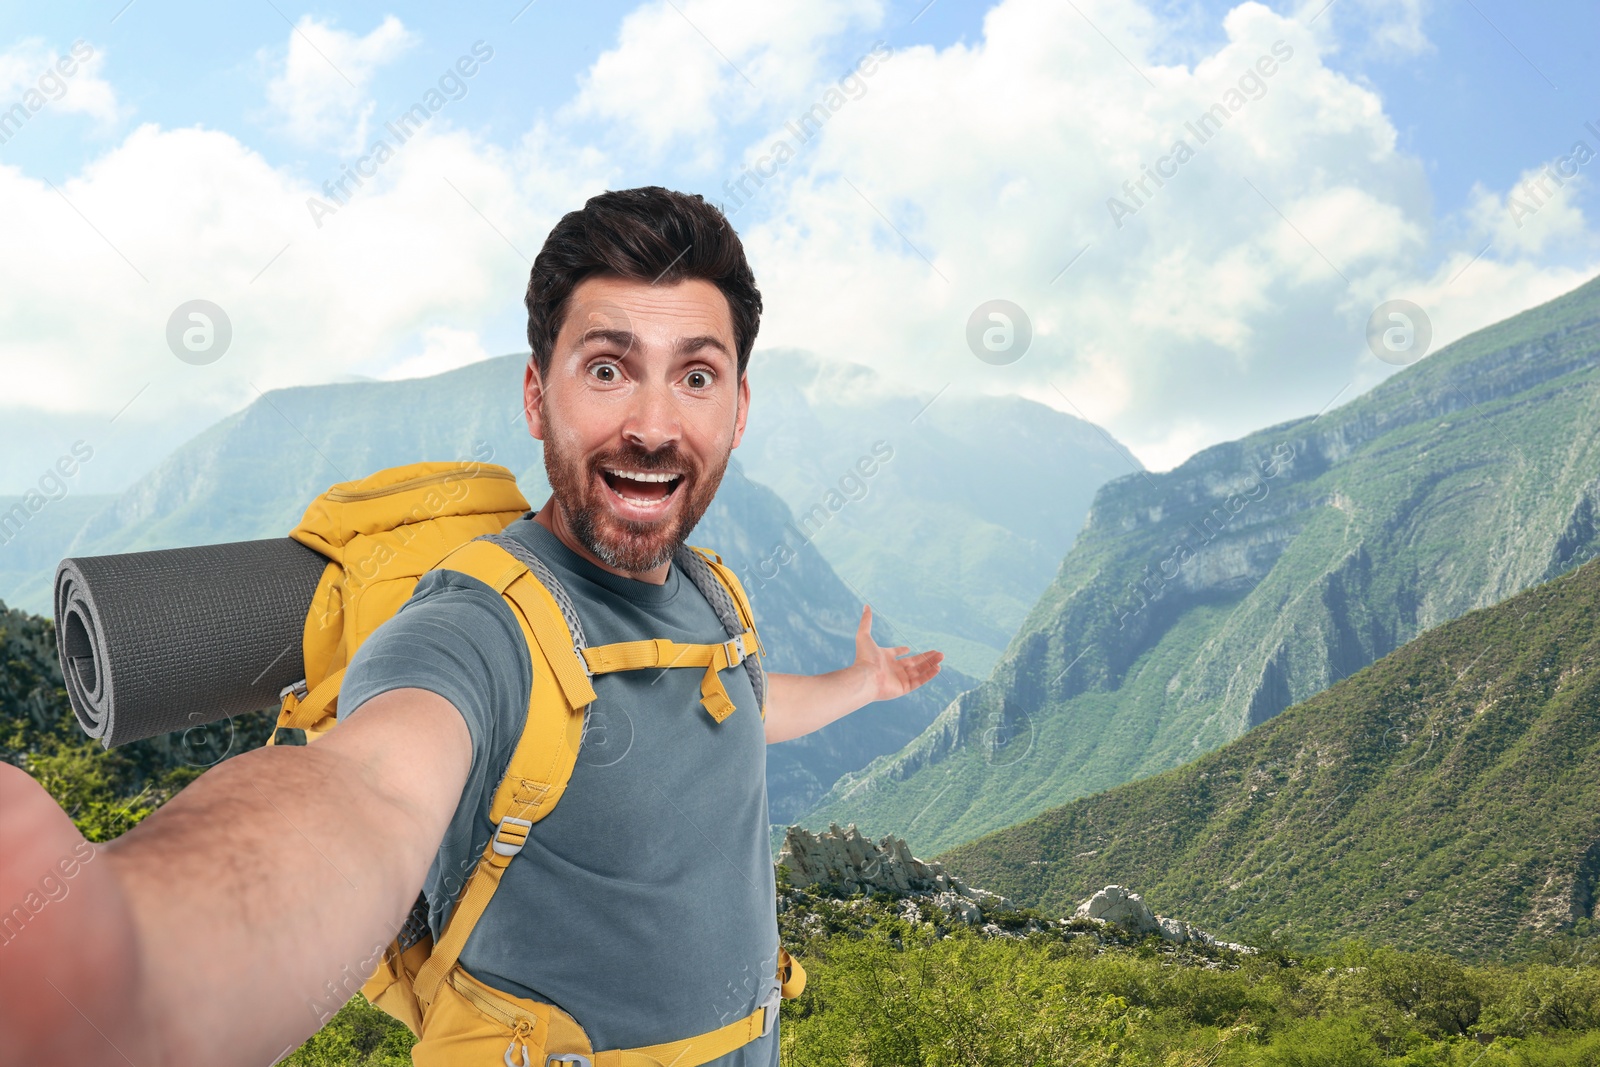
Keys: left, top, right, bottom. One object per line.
{"left": 1, "top": 0, "right": 1597, "bottom": 494}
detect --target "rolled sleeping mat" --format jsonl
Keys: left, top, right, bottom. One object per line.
{"left": 53, "top": 538, "right": 330, "bottom": 748}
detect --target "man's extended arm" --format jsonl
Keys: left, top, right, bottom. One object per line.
{"left": 0, "top": 687, "right": 471, "bottom": 1067}
{"left": 763, "top": 604, "right": 944, "bottom": 744}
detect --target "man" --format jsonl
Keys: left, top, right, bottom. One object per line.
{"left": 0, "top": 186, "right": 944, "bottom": 1066}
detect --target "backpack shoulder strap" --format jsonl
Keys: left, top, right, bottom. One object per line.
{"left": 410, "top": 535, "right": 597, "bottom": 1008}
{"left": 677, "top": 543, "right": 768, "bottom": 717}
{"left": 476, "top": 528, "right": 589, "bottom": 650}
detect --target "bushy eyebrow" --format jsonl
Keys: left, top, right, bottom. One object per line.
{"left": 575, "top": 327, "right": 733, "bottom": 366}
{"left": 576, "top": 327, "right": 635, "bottom": 351}
{"left": 675, "top": 335, "right": 733, "bottom": 363}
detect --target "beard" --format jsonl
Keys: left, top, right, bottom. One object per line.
{"left": 540, "top": 403, "right": 730, "bottom": 575}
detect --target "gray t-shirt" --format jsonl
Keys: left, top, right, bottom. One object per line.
{"left": 339, "top": 515, "right": 779, "bottom": 1065}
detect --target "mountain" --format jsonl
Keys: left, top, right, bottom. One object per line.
{"left": 682, "top": 466, "right": 981, "bottom": 827}
{"left": 738, "top": 348, "right": 1137, "bottom": 678}
{"left": 932, "top": 553, "right": 1600, "bottom": 961}
{"left": 801, "top": 271, "right": 1600, "bottom": 856}
{"left": 8, "top": 357, "right": 552, "bottom": 577}
{"left": 0, "top": 354, "right": 986, "bottom": 831}
{"left": 0, "top": 492, "right": 118, "bottom": 612}
{"left": 3, "top": 349, "right": 1136, "bottom": 684}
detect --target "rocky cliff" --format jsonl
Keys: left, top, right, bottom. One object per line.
{"left": 803, "top": 272, "right": 1600, "bottom": 856}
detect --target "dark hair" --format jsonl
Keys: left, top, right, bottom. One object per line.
{"left": 525, "top": 186, "right": 762, "bottom": 382}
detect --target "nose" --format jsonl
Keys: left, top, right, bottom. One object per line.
{"left": 620, "top": 373, "right": 683, "bottom": 456}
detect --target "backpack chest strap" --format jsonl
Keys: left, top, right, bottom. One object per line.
{"left": 581, "top": 630, "right": 757, "bottom": 724}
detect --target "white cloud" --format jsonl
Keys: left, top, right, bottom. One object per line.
{"left": 1290, "top": 0, "right": 1433, "bottom": 58}
{"left": 1470, "top": 154, "right": 1593, "bottom": 257}
{"left": 264, "top": 15, "right": 417, "bottom": 151}
{"left": 0, "top": 38, "right": 121, "bottom": 129}
{"left": 725, "top": 0, "right": 1596, "bottom": 470}
{"left": 1356, "top": 0, "right": 1434, "bottom": 57}
{"left": 569, "top": 0, "right": 884, "bottom": 161}
{"left": 378, "top": 325, "right": 493, "bottom": 381}
{"left": 0, "top": 119, "right": 609, "bottom": 426}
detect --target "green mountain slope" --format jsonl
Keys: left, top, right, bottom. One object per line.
{"left": 934, "top": 553, "right": 1600, "bottom": 960}
{"left": 802, "top": 270, "right": 1600, "bottom": 856}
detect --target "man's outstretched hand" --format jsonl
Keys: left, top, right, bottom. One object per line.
{"left": 852, "top": 604, "right": 944, "bottom": 702}
{"left": 762, "top": 604, "right": 945, "bottom": 745}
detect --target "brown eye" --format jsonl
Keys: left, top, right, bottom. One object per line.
{"left": 591, "top": 361, "right": 619, "bottom": 382}
{"left": 686, "top": 369, "right": 711, "bottom": 389}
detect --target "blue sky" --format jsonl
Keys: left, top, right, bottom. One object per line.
{"left": 0, "top": 0, "right": 994, "bottom": 190}
{"left": 2, "top": 0, "right": 1598, "bottom": 492}
{"left": 5, "top": 1, "right": 1594, "bottom": 218}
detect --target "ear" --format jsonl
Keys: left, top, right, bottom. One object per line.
{"left": 730, "top": 369, "right": 750, "bottom": 450}
{"left": 522, "top": 359, "right": 546, "bottom": 441}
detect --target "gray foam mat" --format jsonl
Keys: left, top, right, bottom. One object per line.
{"left": 54, "top": 538, "right": 330, "bottom": 747}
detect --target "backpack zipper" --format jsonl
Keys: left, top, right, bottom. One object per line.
{"left": 446, "top": 966, "right": 543, "bottom": 1031}
{"left": 326, "top": 467, "right": 515, "bottom": 503}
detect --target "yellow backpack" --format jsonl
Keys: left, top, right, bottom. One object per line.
{"left": 266, "top": 459, "right": 805, "bottom": 1066}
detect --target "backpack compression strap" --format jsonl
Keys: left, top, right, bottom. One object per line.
{"left": 578, "top": 541, "right": 766, "bottom": 724}
{"left": 482, "top": 523, "right": 768, "bottom": 724}
{"left": 580, "top": 631, "right": 758, "bottom": 724}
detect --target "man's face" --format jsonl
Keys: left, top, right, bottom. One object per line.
{"left": 523, "top": 273, "right": 750, "bottom": 579}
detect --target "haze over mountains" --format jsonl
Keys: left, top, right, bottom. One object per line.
{"left": 733, "top": 348, "right": 1135, "bottom": 679}
{"left": 803, "top": 273, "right": 1600, "bottom": 857}
{"left": 0, "top": 347, "right": 1134, "bottom": 833}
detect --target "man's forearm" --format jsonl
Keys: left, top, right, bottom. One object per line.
{"left": 764, "top": 668, "right": 875, "bottom": 744}
{"left": 105, "top": 737, "right": 434, "bottom": 1065}
{"left": 0, "top": 689, "right": 465, "bottom": 1067}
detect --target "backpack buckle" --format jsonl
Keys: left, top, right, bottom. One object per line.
{"left": 758, "top": 978, "right": 782, "bottom": 1038}
{"left": 545, "top": 1056, "right": 591, "bottom": 1067}
{"left": 279, "top": 678, "right": 308, "bottom": 702}
{"left": 722, "top": 633, "right": 746, "bottom": 666}
{"left": 493, "top": 815, "right": 533, "bottom": 857}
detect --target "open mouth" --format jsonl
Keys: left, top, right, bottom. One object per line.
{"left": 597, "top": 466, "right": 685, "bottom": 515}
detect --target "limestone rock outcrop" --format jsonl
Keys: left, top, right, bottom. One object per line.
{"left": 1075, "top": 883, "right": 1161, "bottom": 933}
{"left": 1075, "top": 885, "right": 1254, "bottom": 953}
{"left": 776, "top": 822, "right": 1012, "bottom": 923}
{"left": 775, "top": 827, "right": 1253, "bottom": 953}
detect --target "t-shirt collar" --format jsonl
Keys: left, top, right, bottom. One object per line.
{"left": 508, "top": 513, "right": 681, "bottom": 606}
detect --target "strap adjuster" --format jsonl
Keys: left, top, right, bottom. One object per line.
{"left": 722, "top": 633, "right": 747, "bottom": 666}
{"left": 759, "top": 978, "right": 781, "bottom": 1038}
{"left": 493, "top": 815, "right": 533, "bottom": 857}
{"left": 279, "top": 678, "right": 308, "bottom": 702}
{"left": 546, "top": 1056, "right": 591, "bottom": 1067}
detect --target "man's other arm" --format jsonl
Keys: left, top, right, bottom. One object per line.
{"left": 0, "top": 687, "right": 469, "bottom": 1067}
{"left": 764, "top": 604, "right": 943, "bottom": 744}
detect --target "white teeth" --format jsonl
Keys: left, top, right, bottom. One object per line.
{"left": 605, "top": 469, "right": 681, "bottom": 483}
